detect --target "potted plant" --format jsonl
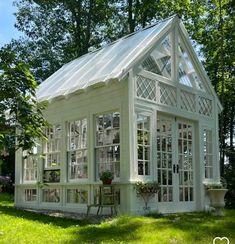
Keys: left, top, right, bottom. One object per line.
{"left": 100, "top": 170, "right": 114, "bottom": 184}
{"left": 204, "top": 181, "right": 227, "bottom": 216}
{"left": 135, "top": 181, "right": 160, "bottom": 211}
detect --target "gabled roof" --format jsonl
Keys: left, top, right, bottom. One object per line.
{"left": 36, "top": 15, "right": 222, "bottom": 112}
{"left": 36, "top": 16, "right": 175, "bottom": 102}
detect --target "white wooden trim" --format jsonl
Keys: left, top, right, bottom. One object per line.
{"left": 128, "top": 69, "right": 136, "bottom": 181}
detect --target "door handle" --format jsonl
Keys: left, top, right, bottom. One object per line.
{"left": 176, "top": 164, "right": 179, "bottom": 174}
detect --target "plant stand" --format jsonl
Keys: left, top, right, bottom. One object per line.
{"left": 137, "top": 189, "right": 159, "bottom": 211}
{"left": 208, "top": 188, "right": 227, "bottom": 216}
{"left": 138, "top": 191, "right": 156, "bottom": 211}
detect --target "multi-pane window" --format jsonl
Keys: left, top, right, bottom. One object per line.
{"left": 43, "top": 189, "right": 60, "bottom": 202}
{"left": 68, "top": 119, "right": 88, "bottom": 179}
{"left": 23, "top": 147, "right": 37, "bottom": 182}
{"left": 137, "top": 115, "right": 150, "bottom": 175}
{"left": 25, "top": 189, "right": 37, "bottom": 202}
{"left": 178, "top": 38, "right": 205, "bottom": 90}
{"left": 95, "top": 112, "right": 120, "bottom": 180}
{"left": 141, "top": 34, "right": 171, "bottom": 79}
{"left": 67, "top": 189, "right": 88, "bottom": 204}
{"left": 43, "top": 125, "right": 62, "bottom": 183}
{"left": 204, "top": 129, "right": 213, "bottom": 179}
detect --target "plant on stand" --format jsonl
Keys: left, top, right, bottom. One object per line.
{"left": 100, "top": 170, "right": 114, "bottom": 184}
{"left": 135, "top": 181, "right": 160, "bottom": 211}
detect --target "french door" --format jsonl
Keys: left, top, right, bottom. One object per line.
{"left": 156, "top": 115, "right": 195, "bottom": 212}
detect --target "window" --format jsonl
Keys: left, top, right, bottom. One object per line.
{"left": 95, "top": 112, "right": 120, "bottom": 180}
{"left": 137, "top": 115, "right": 150, "bottom": 175}
{"left": 67, "top": 189, "right": 88, "bottom": 204}
{"left": 43, "top": 125, "right": 62, "bottom": 183}
{"left": 43, "top": 189, "right": 60, "bottom": 202}
{"left": 203, "top": 129, "right": 213, "bottom": 179}
{"left": 178, "top": 38, "right": 205, "bottom": 90}
{"left": 68, "top": 119, "right": 88, "bottom": 179}
{"left": 25, "top": 189, "right": 37, "bottom": 202}
{"left": 23, "top": 147, "right": 37, "bottom": 182}
{"left": 141, "top": 34, "right": 172, "bottom": 79}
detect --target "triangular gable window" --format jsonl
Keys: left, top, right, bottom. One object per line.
{"left": 178, "top": 38, "right": 205, "bottom": 90}
{"left": 141, "top": 34, "right": 171, "bottom": 79}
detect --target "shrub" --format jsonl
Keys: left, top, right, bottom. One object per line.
{"left": 0, "top": 175, "right": 14, "bottom": 194}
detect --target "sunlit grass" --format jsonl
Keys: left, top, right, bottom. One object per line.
{"left": 0, "top": 193, "right": 234, "bottom": 243}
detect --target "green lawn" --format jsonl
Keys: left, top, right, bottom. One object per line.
{"left": 0, "top": 193, "right": 234, "bottom": 244}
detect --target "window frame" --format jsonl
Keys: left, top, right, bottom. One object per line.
{"left": 42, "top": 188, "right": 60, "bottom": 203}
{"left": 24, "top": 188, "right": 37, "bottom": 202}
{"left": 66, "top": 188, "right": 88, "bottom": 204}
{"left": 43, "top": 124, "right": 62, "bottom": 183}
{"left": 203, "top": 128, "right": 214, "bottom": 180}
{"left": 22, "top": 147, "right": 38, "bottom": 183}
{"left": 95, "top": 111, "right": 121, "bottom": 181}
{"left": 67, "top": 118, "right": 88, "bottom": 181}
{"left": 136, "top": 113, "right": 152, "bottom": 177}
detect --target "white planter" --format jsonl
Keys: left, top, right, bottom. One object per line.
{"left": 208, "top": 188, "right": 227, "bottom": 216}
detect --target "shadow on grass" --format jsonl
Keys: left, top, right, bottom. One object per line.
{"left": 148, "top": 211, "right": 235, "bottom": 242}
{"left": 71, "top": 211, "right": 235, "bottom": 243}
{"left": 1, "top": 193, "right": 234, "bottom": 243}
{"left": 0, "top": 193, "right": 91, "bottom": 228}
{"left": 70, "top": 216, "right": 145, "bottom": 243}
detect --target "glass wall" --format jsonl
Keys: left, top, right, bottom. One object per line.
{"left": 43, "top": 125, "right": 62, "bottom": 183}
{"left": 67, "top": 119, "right": 88, "bottom": 180}
{"left": 95, "top": 112, "right": 120, "bottom": 180}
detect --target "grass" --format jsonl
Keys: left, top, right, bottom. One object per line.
{"left": 0, "top": 193, "right": 235, "bottom": 244}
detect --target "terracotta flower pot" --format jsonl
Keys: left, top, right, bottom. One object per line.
{"left": 102, "top": 179, "right": 112, "bottom": 185}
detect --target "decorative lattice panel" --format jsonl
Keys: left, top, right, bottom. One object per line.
{"left": 157, "top": 82, "right": 177, "bottom": 107}
{"left": 180, "top": 90, "right": 196, "bottom": 112}
{"left": 136, "top": 76, "right": 156, "bottom": 101}
{"left": 198, "top": 96, "right": 212, "bottom": 117}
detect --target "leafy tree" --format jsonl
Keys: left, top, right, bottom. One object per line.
{"left": 12, "top": 0, "right": 118, "bottom": 82}
{"left": 193, "top": 0, "right": 235, "bottom": 207}
{"left": 0, "top": 47, "right": 48, "bottom": 151}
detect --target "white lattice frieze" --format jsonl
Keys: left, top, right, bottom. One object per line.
{"left": 136, "top": 75, "right": 156, "bottom": 101}
{"left": 157, "top": 82, "right": 177, "bottom": 107}
{"left": 198, "top": 96, "right": 212, "bottom": 117}
{"left": 180, "top": 90, "right": 196, "bottom": 112}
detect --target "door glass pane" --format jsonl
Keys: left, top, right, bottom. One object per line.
{"left": 157, "top": 118, "right": 173, "bottom": 202}
{"left": 178, "top": 122, "right": 194, "bottom": 202}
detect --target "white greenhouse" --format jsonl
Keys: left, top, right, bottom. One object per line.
{"left": 15, "top": 15, "right": 222, "bottom": 214}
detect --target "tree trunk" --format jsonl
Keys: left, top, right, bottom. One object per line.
{"left": 85, "top": 0, "right": 93, "bottom": 53}
{"left": 66, "top": 1, "right": 82, "bottom": 56}
{"left": 128, "top": 0, "right": 135, "bottom": 33}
